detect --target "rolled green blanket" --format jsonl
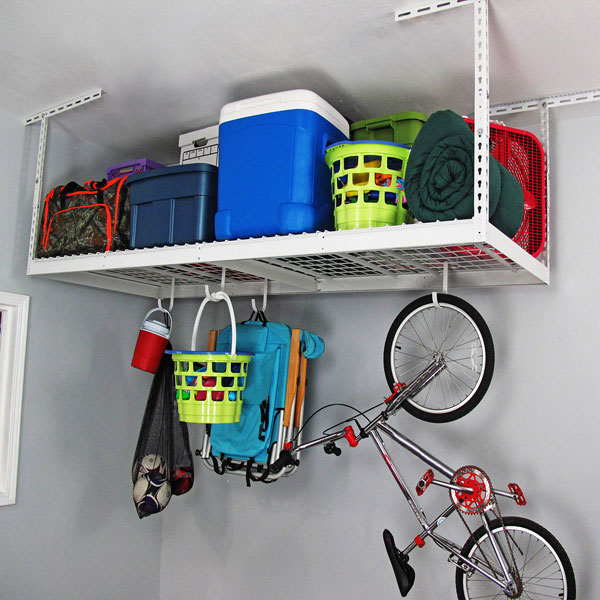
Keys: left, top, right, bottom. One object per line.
{"left": 405, "top": 110, "right": 524, "bottom": 238}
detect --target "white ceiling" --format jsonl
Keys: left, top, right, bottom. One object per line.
{"left": 1, "top": 0, "right": 599, "bottom": 164}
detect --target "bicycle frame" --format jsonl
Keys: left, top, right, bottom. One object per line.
{"left": 284, "top": 358, "right": 524, "bottom": 596}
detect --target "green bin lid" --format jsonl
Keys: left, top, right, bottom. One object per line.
{"left": 350, "top": 111, "right": 428, "bottom": 129}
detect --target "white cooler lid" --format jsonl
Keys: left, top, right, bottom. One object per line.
{"left": 219, "top": 89, "right": 349, "bottom": 137}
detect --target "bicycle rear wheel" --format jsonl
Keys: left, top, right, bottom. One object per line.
{"left": 455, "top": 516, "right": 576, "bottom": 599}
{"left": 383, "top": 294, "right": 494, "bottom": 422}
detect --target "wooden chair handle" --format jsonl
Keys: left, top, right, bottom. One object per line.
{"left": 207, "top": 330, "right": 219, "bottom": 352}
{"left": 294, "top": 354, "right": 308, "bottom": 428}
{"left": 283, "top": 329, "right": 302, "bottom": 428}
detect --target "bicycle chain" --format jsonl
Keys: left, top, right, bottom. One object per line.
{"left": 451, "top": 465, "right": 522, "bottom": 598}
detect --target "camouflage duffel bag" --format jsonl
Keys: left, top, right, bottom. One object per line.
{"left": 37, "top": 176, "right": 130, "bottom": 258}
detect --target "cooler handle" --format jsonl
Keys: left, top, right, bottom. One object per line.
{"left": 141, "top": 307, "right": 172, "bottom": 333}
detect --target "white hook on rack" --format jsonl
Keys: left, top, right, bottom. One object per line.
{"left": 251, "top": 279, "right": 269, "bottom": 313}
{"left": 203, "top": 268, "right": 228, "bottom": 302}
{"left": 432, "top": 263, "right": 449, "bottom": 308}
{"left": 191, "top": 289, "right": 237, "bottom": 356}
{"left": 158, "top": 277, "right": 176, "bottom": 312}
{"left": 442, "top": 262, "right": 449, "bottom": 294}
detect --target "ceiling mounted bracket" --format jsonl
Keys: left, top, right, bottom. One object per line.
{"left": 395, "top": 0, "right": 474, "bottom": 22}
{"left": 489, "top": 88, "right": 600, "bottom": 118}
{"left": 24, "top": 89, "right": 103, "bottom": 126}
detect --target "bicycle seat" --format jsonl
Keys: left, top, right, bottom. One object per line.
{"left": 383, "top": 529, "right": 415, "bottom": 597}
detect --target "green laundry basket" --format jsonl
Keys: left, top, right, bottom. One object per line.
{"left": 167, "top": 291, "right": 252, "bottom": 424}
{"left": 350, "top": 111, "right": 428, "bottom": 146}
{"left": 325, "top": 141, "right": 411, "bottom": 230}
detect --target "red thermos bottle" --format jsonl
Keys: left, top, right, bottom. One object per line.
{"left": 131, "top": 308, "right": 172, "bottom": 374}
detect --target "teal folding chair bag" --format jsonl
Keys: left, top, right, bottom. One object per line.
{"left": 200, "top": 318, "right": 324, "bottom": 484}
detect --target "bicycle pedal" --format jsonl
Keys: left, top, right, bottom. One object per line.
{"left": 383, "top": 529, "right": 416, "bottom": 597}
{"left": 508, "top": 482, "right": 527, "bottom": 505}
{"left": 416, "top": 469, "right": 434, "bottom": 496}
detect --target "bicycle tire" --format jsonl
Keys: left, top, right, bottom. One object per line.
{"left": 455, "top": 516, "right": 576, "bottom": 600}
{"left": 383, "top": 294, "right": 494, "bottom": 423}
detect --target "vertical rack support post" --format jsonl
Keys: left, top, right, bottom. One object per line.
{"left": 28, "top": 115, "right": 49, "bottom": 265}
{"left": 24, "top": 89, "right": 103, "bottom": 271}
{"left": 540, "top": 101, "right": 551, "bottom": 273}
{"left": 473, "top": 0, "right": 490, "bottom": 237}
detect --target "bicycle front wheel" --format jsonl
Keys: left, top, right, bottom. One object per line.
{"left": 455, "top": 516, "right": 576, "bottom": 600}
{"left": 383, "top": 294, "right": 494, "bottom": 422}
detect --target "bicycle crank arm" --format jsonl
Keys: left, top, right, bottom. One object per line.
{"left": 491, "top": 484, "right": 527, "bottom": 505}
{"left": 428, "top": 478, "right": 476, "bottom": 494}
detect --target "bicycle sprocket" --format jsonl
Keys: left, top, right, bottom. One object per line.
{"left": 450, "top": 465, "right": 493, "bottom": 514}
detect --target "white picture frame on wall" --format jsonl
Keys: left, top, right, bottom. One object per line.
{"left": 0, "top": 291, "right": 29, "bottom": 506}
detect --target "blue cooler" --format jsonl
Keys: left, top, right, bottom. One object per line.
{"left": 128, "top": 164, "right": 218, "bottom": 248}
{"left": 215, "top": 90, "right": 349, "bottom": 240}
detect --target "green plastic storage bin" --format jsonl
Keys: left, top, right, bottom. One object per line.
{"left": 350, "top": 111, "right": 428, "bottom": 146}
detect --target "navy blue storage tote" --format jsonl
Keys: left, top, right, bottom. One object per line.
{"left": 128, "top": 163, "right": 218, "bottom": 248}
{"left": 201, "top": 318, "right": 324, "bottom": 484}
{"left": 215, "top": 90, "right": 349, "bottom": 240}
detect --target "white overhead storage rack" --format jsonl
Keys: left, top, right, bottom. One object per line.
{"left": 27, "top": 219, "right": 548, "bottom": 299}
{"left": 27, "top": 0, "right": 594, "bottom": 301}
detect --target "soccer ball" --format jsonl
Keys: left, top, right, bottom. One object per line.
{"left": 138, "top": 453, "right": 167, "bottom": 477}
{"left": 133, "top": 474, "right": 172, "bottom": 517}
{"left": 171, "top": 467, "right": 194, "bottom": 495}
{"left": 146, "top": 470, "right": 167, "bottom": 487}
{"left": 153, "top": 479, "right": 172, "bottom": 508}
{"left": 133, "top": 474, "right": 151, "bottom": 504}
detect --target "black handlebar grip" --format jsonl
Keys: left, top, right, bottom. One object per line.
{"left": 270, "top": 449, "right": 295, "bottom": 473}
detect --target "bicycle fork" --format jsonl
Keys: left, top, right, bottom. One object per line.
{"left": 370, "top": 426, "right": 518, "bottom": 595}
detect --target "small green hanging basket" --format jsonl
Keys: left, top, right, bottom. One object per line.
{"left": 167, "top": 291, "right": 252, "bottom": 424}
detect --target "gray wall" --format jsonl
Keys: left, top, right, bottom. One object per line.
{"left": 0, "top": 107, "right": 162, "bottom": 600}
{"left": 158, "top": 107, "right": 599, "bottom": 599}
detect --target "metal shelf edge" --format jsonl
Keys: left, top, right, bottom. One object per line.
{"left": 27, "top": 220, "right": 484, "bottom": 276}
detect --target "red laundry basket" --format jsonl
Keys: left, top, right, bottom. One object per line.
{"left": 465, "top": 118, "right": 546, "bottom": 258}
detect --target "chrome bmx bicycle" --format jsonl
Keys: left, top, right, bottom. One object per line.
{"left": 271, "top": 294, "right": 575, "bottom": 599}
